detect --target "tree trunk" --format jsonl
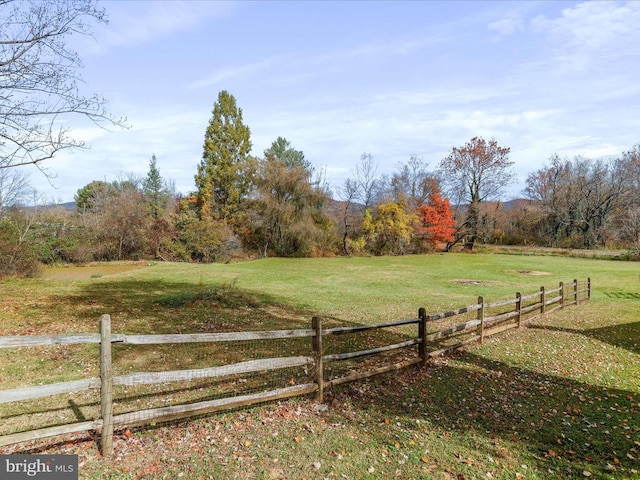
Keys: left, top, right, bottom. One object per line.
{"left": 464, "top": 201, "right": 480, "bottom": 251}
{"left": 342, "top": 224, "right": 349, "bottom": 256}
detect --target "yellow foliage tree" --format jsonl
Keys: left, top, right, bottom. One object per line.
{"left": 363, "top": 201, "right": 416, "bottom": 255}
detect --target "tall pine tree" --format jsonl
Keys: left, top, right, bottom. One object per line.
{"left": 195, "top": 91, "right": 255, "bottom": 222}
{"left": 142, "top": 154, "right": 170, "bottom": 219}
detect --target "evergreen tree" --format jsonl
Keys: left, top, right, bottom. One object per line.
{"left": 253, "top": 138, "right": 330, "bottom": 257}
{"left": 142, "top": 154, "right": 170, "bottom": 219}
{"left": 266, "top": 136, "right": 313, "bottom": 173}
{"left": 195, "top": 91, "right": 255, "bottom": 222}
{"left": 74, "top": 180, "right": 117, "bottom": 214}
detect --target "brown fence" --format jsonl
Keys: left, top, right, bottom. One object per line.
{"left": 0, "top": 278, "right": 591, "bottom": 457}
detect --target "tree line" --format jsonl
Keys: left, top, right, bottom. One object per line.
{"left": 1, "top": 90, "right": 638, "bottom": 277}
{"left": 0, "top": 90, "right": 457, "bottom": 275}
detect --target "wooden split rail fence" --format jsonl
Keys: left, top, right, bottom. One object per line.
{"left": 0, "top": 278, "right": 591, "bottom": 457}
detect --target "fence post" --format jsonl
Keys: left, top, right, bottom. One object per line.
{"left": 312, "top": 316, "right": 324, "bottom": 403}
{"left": 418, "top": 308, "right": 427, "bottom": 366}
{"left": 99, "top": 314, "right": 114, "bottom": 458}
{"left": 559, "top": 281, "right": 564, "bottom": 308}
{"left": 573, "top": 279, "right": 578, "bottom": 304}
{"left": 540, "top": 286, "right": 546, "bottom": 315}
{"left": 476, "top": 296, "right": 485, "bottom": 344}
{"left": 516, "top": 292, "right": 522, "bottom": 328}
{"left": 587, "top": 277, "right": 591, "bottom": 300}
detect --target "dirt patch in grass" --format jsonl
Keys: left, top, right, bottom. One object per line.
{"left": 39, "top": 263, "right": 151, "bottom": 281}
{"left": 450, "top": 279, "right": 500, "bottom": 286}
{"left": 506, "top": 269, "right": 551, "bottom": 276}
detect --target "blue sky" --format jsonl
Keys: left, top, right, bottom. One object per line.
{"left": 27, "top": 0, "right": 640, "bottom": 203}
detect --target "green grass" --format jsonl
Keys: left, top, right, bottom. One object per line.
{"left": 0, "top": 253, "right": 639, "bottom": 479}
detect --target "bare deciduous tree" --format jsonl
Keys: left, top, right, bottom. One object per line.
{"left": 388, "top": 155, "right": 438, "bottom": 209}
{"left": 354, "top": 153, "right": 380, "bottom": 211}
{"left": 0, "top": 0, "right": 125, "bottom": 171}
{"left": 253, "top": 138, "right": 329, "bottom": 257}
{"left": 525, "top": 155, "right": 628, "bottom": 248}
{"left": 0, "top": 168, "right": 31, "bottom": 215}
{"left": 438, "top": 137, "right": 514, "bottom": 250}
{"left": 338, "top": 178, "right": 360, "bottom": 256}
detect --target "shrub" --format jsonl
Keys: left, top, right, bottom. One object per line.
{"left": 0, "top": 213, "right": 40, "bottom": 277}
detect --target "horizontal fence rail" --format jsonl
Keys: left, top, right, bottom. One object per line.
{"left": 0, "top": 330, "right": 316, "bottom": 349}
{"left": 0, "top": 278, "right": 591, "bottom": 457}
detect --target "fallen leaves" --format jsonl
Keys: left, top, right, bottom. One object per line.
{"left": 1, "top": 319, "right": 637, "bottom": 480}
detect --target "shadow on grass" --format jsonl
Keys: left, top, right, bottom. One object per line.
{"left": 528, "top": 321, "right": 640, "bottom": 355}
{"left": 47, "top": 278, "right": 315, "bottom": 333}
{"left": 346, "top": 350, "right": 640, "bottom": 479}
{"left": 1, "top": 276, "right": 415, "bottom": 437}
{"left": 46, "top": 277, "right": 414, "bottom": 349}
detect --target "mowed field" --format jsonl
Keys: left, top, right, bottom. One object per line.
{"left": 0, "top": 253, "right": 638, "bottom": 479}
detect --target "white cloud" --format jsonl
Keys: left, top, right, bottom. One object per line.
{"left": 439, "top": 109, "right": 559, "bottom": 138}
{"left": 533, "top": 1, "right": 640, "bottom": 47}
{"left": 315, "top": 32, "right": 451, "bottom": 63}
{"left": 489, "top": 14, "right": 524, "bottom": 36}
{"left": 518, "top": 2, "right": 637, "bottom": 75}
{"left": 371, "top": 86, "right": 521, "bottom": 108}
{"left": 582, "top": 144, "right": 620, "bottom": 158}
{"left": 186, "top": 31, "right": 452, "bottom": 97}
{"left": 89, "top": 1, "right": 235, "bottom": 51}
{"left": 188, "top": 57, "right": 287, "bottom": 91}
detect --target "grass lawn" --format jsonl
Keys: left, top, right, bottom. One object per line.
{"left": 0, "top": 253, "right": 638, "bottom": 479}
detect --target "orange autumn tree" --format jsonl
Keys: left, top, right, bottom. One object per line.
{"left": 417, "top": 191, "right": 456, "bottom": 246}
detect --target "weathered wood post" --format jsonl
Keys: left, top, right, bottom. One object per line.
{"left": 312, "top": 316, "right": 324, "bottom": 403}
{"left": 476, "top": 296, "right": 485, "bottom": 344}
{"left": 516, "top": 292, "right": 522, "bottom": 328}
{"left": 559, "top": 281, "right": 564, "bottom": 309}
{"left": 418, "top": 307, "right": 427, "bottom": 366}
{"left": 587, "top": 277, "right": 591, "bottom": 300}
{"left": 540, "top": 286, "right": 546, "bottom": 315}
{"left": 99, "top": 314, "right": 114, "bottom": 458}
{"left": 573, "top": 278, "right": 579, "bottom": 304}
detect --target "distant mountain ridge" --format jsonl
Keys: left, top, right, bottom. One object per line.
{"left": 42, "top": 199, "right": 532, "bottom": 214}
{"left": 38, "top": 201, "right": 76, "bottom": 212}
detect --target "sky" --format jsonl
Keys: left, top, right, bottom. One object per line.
{"left": 22, "top": 0, "right": 640, "bottom": 203}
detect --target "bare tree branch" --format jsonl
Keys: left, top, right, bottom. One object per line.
{"left": 0, "top": 0, "right": 127, "bottom": 171}
{"left": 438, "top": 137, "right": 514, "bottom": 250}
